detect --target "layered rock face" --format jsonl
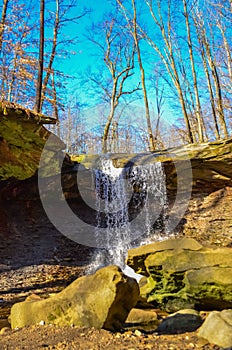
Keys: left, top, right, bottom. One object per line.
{"left": 76, "top": 139, "right": 232, "bottom": 246}
{"left": 9, "top": 265, "right": 139, "bottom": 331}
{"left": 127, "top": 238, "right": 232, "bottom": 312}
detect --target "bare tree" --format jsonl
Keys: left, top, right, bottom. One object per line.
{"left": 0, "top": 0, "right": 9, "bottom": 99}
{"left": 40, "top": 0, "right": 89, "bottom": 112}
{"left": 217, "top": 19, "right": 232, "bottom": 77}
{"left": 183, "top": 0, "right": 204, "bottom": 142}
{"left": 153, "top": 74, "right": 164, "bottom": 146}
{"left": 213, "top": 1, "right": 232, "bottom": 118}
{"left": 6, "top": 15, "right": 33, "bottom": 102}
{"left": 0, "top": 1, "right": 37, "bottom": 104}
{"left": 40, "top": 0, "right": 59, "bottom": 111}
{"left": 144, "top": 0, "right": 194, "bottom": 143}
{"left": 193, "top": 15, "right": 220, "bottom": 139}
{"left": 193, "top": 6, "right": 228, "bottom": 139}
{"left": 88, "top": 17, "right": 140, "bottom": 153}
{"left": 117, "top": 0, "right": 156, "bottom": 151}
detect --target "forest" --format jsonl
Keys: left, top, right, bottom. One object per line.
{"left": 0, "top": 0, "right": 231, "bottom": 154}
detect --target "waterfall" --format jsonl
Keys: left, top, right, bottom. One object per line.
{"left": 89, "top": 156, "right": 168, "bottom": 272}
{"left": 93, "top": 158, "right": 131, "bottom": 268}
{"left": 129, "top": 161, "right": 169, "bottom": 245}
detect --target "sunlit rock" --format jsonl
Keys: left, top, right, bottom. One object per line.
{"left": 9, "top": 265, "right": 139, "bottom": 331}
{"left": 127, "top": 238, "right": 232, "bottom": 312}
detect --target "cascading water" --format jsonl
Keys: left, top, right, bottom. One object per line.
{"left": 89, "top": 156, "right": 168, "bottom": 273}
{"left": 130, "top": 161, "right": 169, "bottom": 245}
{"left": 93, "top": 158, "right": 131, "bottom": 268}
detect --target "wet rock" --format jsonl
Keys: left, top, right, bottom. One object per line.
{"left": 127, "top": 238, "right": 232, "bottom": 311}
{"left": 157, "top": 309, "right": 203, "bottom": 334}
{"left": 9, "top": 265, "right": 139, "bottom": 331}
{"left": 197, "top": 309, "right": 232, "bottom": 348}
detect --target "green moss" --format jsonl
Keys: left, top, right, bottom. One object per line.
{"left": 70, "top": 154, "right": 86, "bottom": 163}
{"left": 47, "top": 313, "right": 57, "bottom": 322}
{"left": 0, "top": 112, "right": 49, "bottom": 180}
{"left": 133, "top": 242, "right": 232, "bottom": 311}
{"left": 0, "top": 164, "right": 32, "bottom": 179}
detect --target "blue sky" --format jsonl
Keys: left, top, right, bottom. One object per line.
{"left": 55, "top": 0, "right": 179, "bottom": 130}
{"left": 58, "top": 1, "right": 114, "bottom": 75}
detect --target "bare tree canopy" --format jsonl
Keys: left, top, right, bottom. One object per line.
{"left": 0, "top": 0, "right": 231, "bottom": 151}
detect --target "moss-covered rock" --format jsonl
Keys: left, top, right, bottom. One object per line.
{"left": 9, "top": 265, "right": 139, "bottom": 331}
{"left": 0, "top": 107, "right": 65, "bottom": 180}
{"left": 127, "top": 238, "right": 232, "bottom": 312}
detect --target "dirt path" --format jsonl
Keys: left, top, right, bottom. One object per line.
{"left": 0, "top": 324, "right": 221, "bottom": 350}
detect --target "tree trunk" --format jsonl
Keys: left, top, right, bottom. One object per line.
{"left": 7, "top": 51, "right": 18, "bottom": 101}
{"left": 193, "top": 15, "right": 220, "bottom": 140}
{"left": 131, "top": 0, "right": 155, "bottom": 151}
{"left": 51, "top": 71, "right": 59, "bottom": 118}
{"left": 102, "top": 85, "right": 118, "bottom": 153}
{"left": 35, "top": 0, "right": 45, "bottom": 113}
{"left": 183, "top": 0, "right": 204, "bottom": 143}
{"left": 41, "top": 0, "right": 59, "bottom": 110}
{"left": 145, "top": 0, "right": 194, "bottom": 143}
{"left": 201, "top": 26, "right": 228, "bottom": 138}
{"left": 0, "top": 0, "right": 9, "bottom": 54}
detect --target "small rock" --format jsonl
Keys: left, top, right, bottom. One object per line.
{"left": 197, "top": 309, "right": 232, "bottom": 348}
{"left": 134, "top": 329, "right": 142, "bottom": 336}
{"left": 0, "top": 327, "right": 11, "bottom": 335}
{"left": 39, "top": 320, "right": 45, "bottom": 325}
{"left": 157, "top": 309, "right": 203, "bottom": 334}
{"left": 26, "top": 294, "right": 43, "bottom": 302}
{"left": 126, "top": 308, "right": 158, "bottom": 324}
{"left": 123, "top": 331, "right": 133, "bottom": 337}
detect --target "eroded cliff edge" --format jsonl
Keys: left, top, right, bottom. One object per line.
{"left": 0, "top": 107, "right": 231, "bottom": 271}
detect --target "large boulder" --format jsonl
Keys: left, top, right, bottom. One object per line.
{"left": 9, "top": 265, "right": 139, "bottom": 331}
{"left": 127, "top": 238, "right": 232, "bottom": 312}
